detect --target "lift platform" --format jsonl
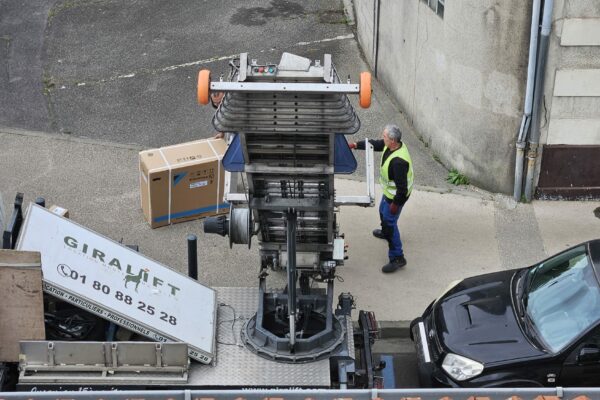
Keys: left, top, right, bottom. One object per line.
{"left": 200, "top": 52, "right": 374, "bottom": 369}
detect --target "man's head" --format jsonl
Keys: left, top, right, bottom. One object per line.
{"left": 210, "top": 92, "right": 225, "bottom": 109}
{"left": 382, "top": 124, "right": 402, "bottom": 149}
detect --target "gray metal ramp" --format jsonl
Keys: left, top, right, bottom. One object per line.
{"left": 189, "top": 287, "right": 342, "bottom": 388}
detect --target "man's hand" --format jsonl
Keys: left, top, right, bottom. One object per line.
{"left": 348, "top": 142, "right": 357, "bottom": 150}
{"left": 390, "top": 202, "right": 399, "bottom": 215}
{"left": 212, "top": 132, "right": 225, "bottom": 139}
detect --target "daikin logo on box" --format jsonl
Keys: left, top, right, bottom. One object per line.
{"left": 63, "top": 235, "right": 181, "bottom": 296}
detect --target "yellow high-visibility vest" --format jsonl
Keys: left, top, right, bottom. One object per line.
{"left": 379, "top": 144, "right": 414, "bottom": 200}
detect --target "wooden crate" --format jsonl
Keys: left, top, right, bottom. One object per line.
{"left": 0, "top": 250, "right": 45, "bottom": 362}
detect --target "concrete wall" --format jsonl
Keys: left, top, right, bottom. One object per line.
{"left": 354, "top": 0, "right": 375, "bottom": 71}
{"left": 355, "top": 0, "right": 532, "bottom": 193}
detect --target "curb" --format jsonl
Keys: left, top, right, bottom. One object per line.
{"left": 379, "top": 320, "right": 411, "bottom": 339}
{"left": 0, "top": 126, "right": 145, "bottom": 151}
{"left": 353, "top": 320, "right": 412, "bottom": 339}
{"left": 1, "top": 125, "right": 507, "bottom": 205}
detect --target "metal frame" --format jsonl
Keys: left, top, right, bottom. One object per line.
{"left": 210, "top": 82, "right": 360, "bottom": 94}
{"left": 225, "top": 139, "right": 375, "bottom": 207}
{"left": 241, "top": 268, "right": 347, "bottom": 363}
{"left": 19, "top": 341, "right": 189, "bottom": 384}
{"left": 335, "top": 140, "right": 375, "bottom": 207}
{"left": 2, "top": 192, "right": 23, "bottom": 249}
{"left": 2, "top": 388, "right": 600, "bottom": 399}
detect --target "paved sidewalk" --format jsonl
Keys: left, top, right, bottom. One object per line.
{"left": 1, "top": 126, "right": 600, "bottom": 324}
{"left": 336, "top": 180, "right": 600, "bottom": 321}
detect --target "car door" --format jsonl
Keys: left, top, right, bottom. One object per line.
{"left": 559, "top": 325, "right": 600, "bottom": 386}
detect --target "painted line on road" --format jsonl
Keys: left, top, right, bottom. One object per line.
{"left": 161, "top": 54, "right": 240, "bottom": 72}
{"left": 294, "top": 33, "right": 354, "bottom": 46}
{"left": 0, "top": 125, "right": 145, "bottom": 151}
{"left": 53, "top": 33, "right": 356, "bottom": 90}
{"left": 161, "top": 34, "right": 355, "bottom": 72}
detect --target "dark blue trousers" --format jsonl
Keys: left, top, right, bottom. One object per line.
{"left": 378, "top": 195, "right": 404, "bottom": 260}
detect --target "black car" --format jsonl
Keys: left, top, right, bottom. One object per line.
{"left": 411, "top": 239, "right": 600, "bottom": 387}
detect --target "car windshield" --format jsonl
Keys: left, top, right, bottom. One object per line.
{"left": 525, "top": 245, "right": 600, "bottom": 353}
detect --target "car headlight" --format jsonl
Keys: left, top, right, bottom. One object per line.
{"left": 442, "top": 353, "right": 484, "bottom": 381}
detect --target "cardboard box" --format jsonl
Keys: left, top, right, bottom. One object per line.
{"left": 139, "top": 139, "right": 230, "bottom": 228}
{"left": 0, "top": 250, "right": 45, "bottom": 362}
{"left": 49, "top": 204, "right": 70, "bottom": 218}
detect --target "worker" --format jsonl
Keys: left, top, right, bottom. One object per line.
{"left": 210, "top": 91, "right": 224, "bottom": 109}
{"left": 210, "top": 91, "right": 226, "bottom": 140}
{"left": 349, "top": 124, "right": 414, "bottom": 273}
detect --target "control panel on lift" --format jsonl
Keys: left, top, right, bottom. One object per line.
{"left": 247, "top": 59, "right": 278, "bottom": 77}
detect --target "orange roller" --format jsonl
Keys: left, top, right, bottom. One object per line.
{"left": 197, "top": 69, "right": 211, "bottom": 105}
{"left": 359, "top": 71, "right": 372, "bottom": 109}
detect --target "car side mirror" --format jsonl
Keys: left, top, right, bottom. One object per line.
{"left": 577, "top": 346, "right": 600, "bottom": 363}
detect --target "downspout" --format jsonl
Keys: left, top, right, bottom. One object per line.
{"left": 524, "top": 0, "right": 554, "bottom": 202}
{"left": 373, "top": 0, "right": 381, "bottom": 77}
{"left": 513, "top": 0, "right": 542, "bottom": 201}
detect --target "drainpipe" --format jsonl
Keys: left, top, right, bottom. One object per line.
{"left": 524, "top": 0, "right": 554, "bottom": 202}
{"left": 373, "top": 0, "right": 381, "bottom": 77}
{"left": 513, "top": 0, "right": 542, "bottom": 201}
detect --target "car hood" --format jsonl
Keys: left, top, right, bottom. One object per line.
{"left": 434, "top": 269, "right": 546, "bottom": 365}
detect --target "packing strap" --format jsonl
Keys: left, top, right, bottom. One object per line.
{"left": 157, "top": 148, "right": 173, "bottom": 225}
{"left": 206, "top": 139, "right": 223, "bottom": 213}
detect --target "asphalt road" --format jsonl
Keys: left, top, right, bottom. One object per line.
{"left": 0, "top": 0, "right": 451, "bottom": 188}
{"left": 0, "top": 0, "right": 454, "bottom": 388}
{"left": 0, "top": 0, "right": 54, "bottom": 131}
{"left": 3, "top": 0, "right": 359, "bottom": 146}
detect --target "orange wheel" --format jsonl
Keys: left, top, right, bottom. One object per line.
{"left": 359, "top": 71, "right": 372, "bottom": 109}
{"left": 197, "top": 69, "right": 211, "bottom": 105}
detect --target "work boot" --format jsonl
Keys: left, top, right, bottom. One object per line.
{"left": 382, "top": 256, "right": 407, "bottom": 273}
{"left": 372, "top": 229, "right": 385, "bottom": 240}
